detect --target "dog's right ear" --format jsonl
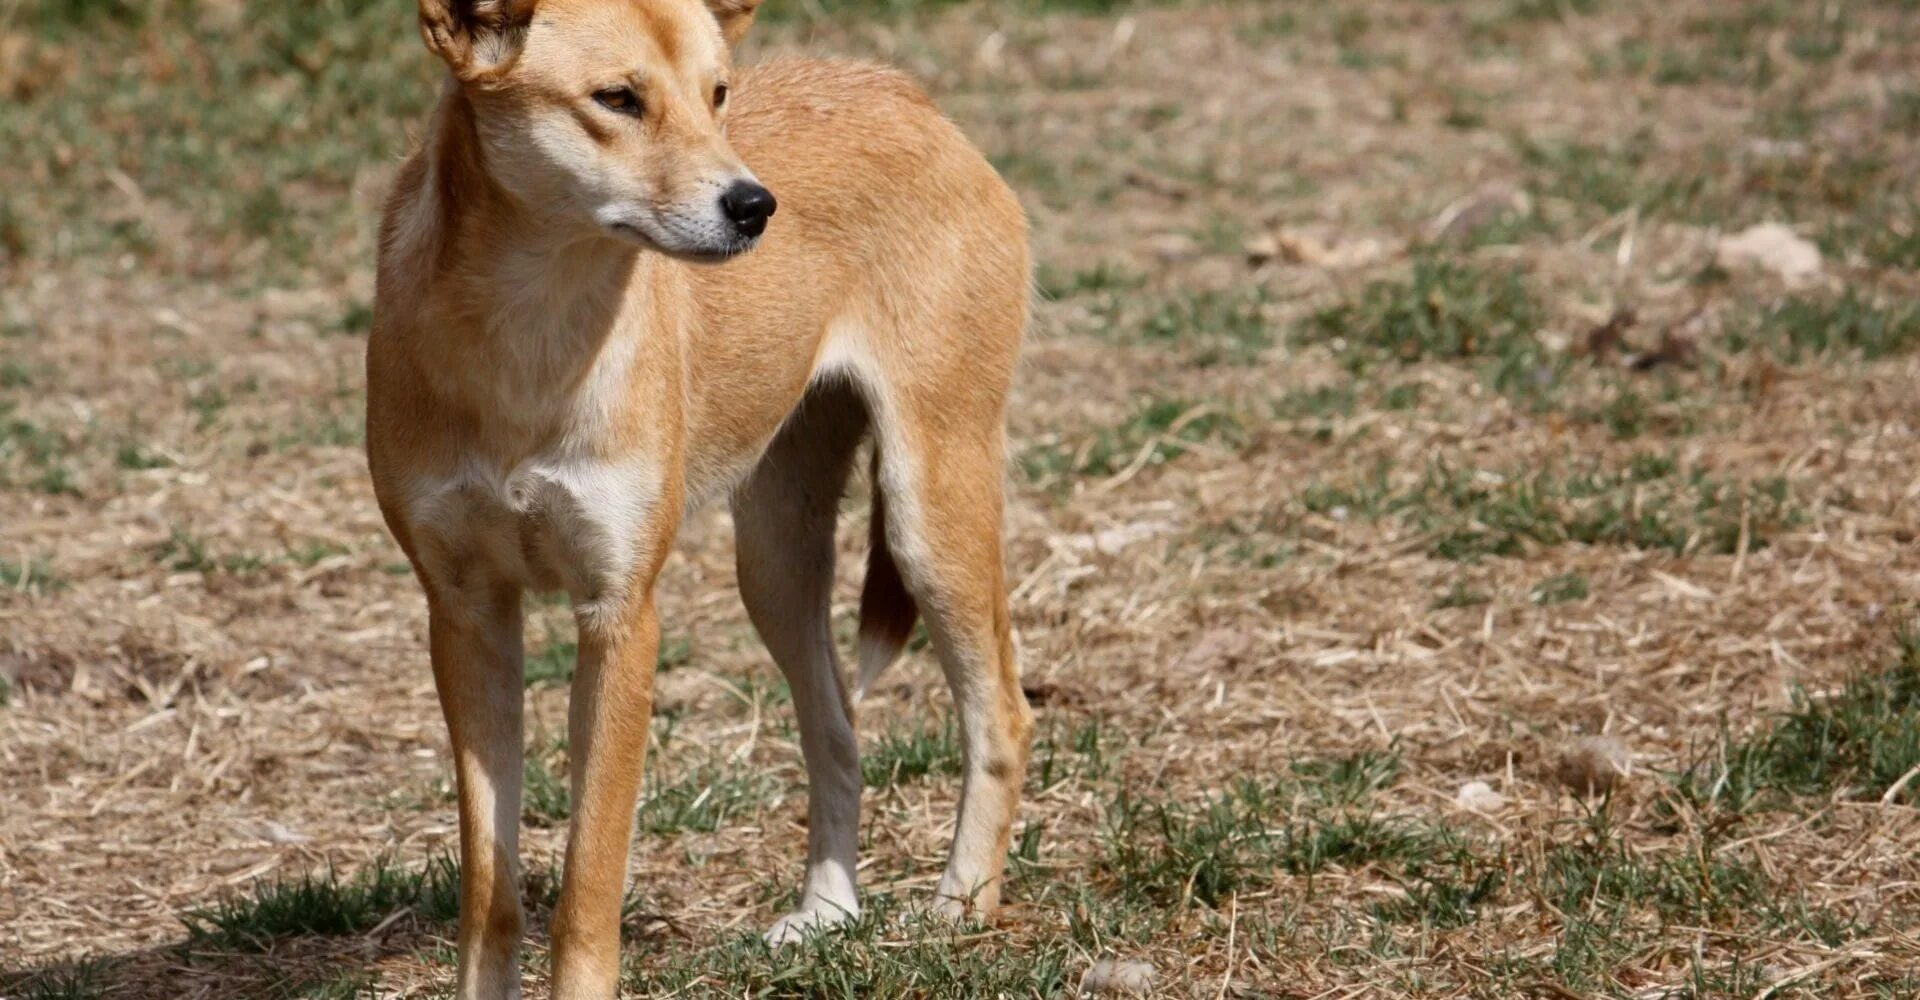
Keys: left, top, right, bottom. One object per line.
{"left": 418, "top": 0, "right": 537, "bottom": 80}
{"left": 705, "top": 0, "right": 764, "bottom": 47}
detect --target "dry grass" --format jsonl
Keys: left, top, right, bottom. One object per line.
{"left": 5, "top": 0, "right": 1920, "bottom": 996}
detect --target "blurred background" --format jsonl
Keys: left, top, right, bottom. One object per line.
{"left": 4, "top": 1, "right": 1920, "bottom": 997}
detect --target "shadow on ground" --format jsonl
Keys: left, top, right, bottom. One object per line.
{"left": 0, "top": 931, "right": 431, "bottom": 1000}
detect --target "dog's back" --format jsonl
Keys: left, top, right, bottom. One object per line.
{"left": 679, "top": 59, "right": 1029, "bottom": 484}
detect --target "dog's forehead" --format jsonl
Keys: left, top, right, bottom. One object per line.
{"left": 534, "top": 0, "right": 724, "bottom": 75}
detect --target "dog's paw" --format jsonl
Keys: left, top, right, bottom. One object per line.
{"left": 763, "top": 903, "right": 858, "bottom": 947}
{"left": 925, "top": 895, "right": 971, "bottom": 925}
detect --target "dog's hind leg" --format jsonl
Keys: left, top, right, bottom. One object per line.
{"left": 731, "top": 380, "right": 870, "bottom": 944}
{"left": 870, "top": 406, "right": 1033, "bottom": 921}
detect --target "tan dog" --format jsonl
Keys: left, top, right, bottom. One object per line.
{"left": 364, "top": 0, "right": 1031, "bottom": 995}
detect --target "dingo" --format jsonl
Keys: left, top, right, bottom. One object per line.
{"left": 365, "top": 0, "right": 1031, "bottom": 995}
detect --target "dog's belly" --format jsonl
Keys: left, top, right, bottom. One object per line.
{"left": 404, "top": 455, "right": 662, "bottom": 613}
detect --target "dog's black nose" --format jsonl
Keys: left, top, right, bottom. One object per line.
{"left": 720, "top": 180, "right": 776, "bottom": 238}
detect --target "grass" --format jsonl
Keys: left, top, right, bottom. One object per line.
{"left": 1433, "top": 580, "right": 1491, "bottom": 609}
{"left": 1, "top": 1, "right": 442, "bottom": 285}
{"left": 1729, "top": 291, "right": 1920, "bottom": 363}
{"left": 1099, "top": 750, "right": 1409, "bottom": 907}
{"left": 147, "top": 528, "right": 354, "bottom": 576}
{"left": 295, "top": 972, "right": 379, "bottom": 1000}
{"left": 1530, "top": 571, "right": 1589, "bottom": 605}
{"left": 1019, "top": 397, "right": 1240, "bottom": 485}
{"left": 0, "top": 555, "right": 64, "bottom": 595}
{"left": 0, "top": 959, "right": 110, "bottom": 1000}
{"left": 1142, "top": 290, "right": 1274, "bottom": 366}
{"left": 1298, "top": 256, "right": 1557, "bottom": 401}
{"left": 1516, "top": 134, "right": 1713, "bottom": 222}
{"left": 522, "top": 735, "right": 573, "bottom": 826}
{"left": 862, "top": 722, "right": 963, "bottom": 789}
{"left": 181, "top": 856, "right": 460, "bottom": 950}
{"left": 1034, "top": 260, "right": 1143, "bottom": 301}
{"left": 0, "top": 405, "right": 81, "bottom": 497}
{"left": 623, "top": 893, "right": 1076, "bottom": 996}
{"left": 640, "top": 760, "right": 781, "bottom": 836}
{"left": 1303, "top": 454, "right": 1804, "bottom": 561}
{"left": 2, "top": 0, "right": 1161, "bottom": 283}
{"left": 20, "top": 651, "right": 1919, "bottom": 995}
{"left": 1679, "top": 634, "right": 1920, "bottom": 813}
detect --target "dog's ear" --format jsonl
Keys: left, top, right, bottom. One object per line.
{"left": 704, "top": 0, "right": 763, "bottom": 46}
{"left": 418, "top": 0, "right": 538, "bottom": 80}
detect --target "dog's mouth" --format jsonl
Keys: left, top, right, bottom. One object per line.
{"left": 608, "top": 222, "right": 758, "bottom": 264}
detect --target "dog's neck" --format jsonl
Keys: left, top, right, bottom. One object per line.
{"left": 396, "top": 83, "right": 675, "bottom": 438}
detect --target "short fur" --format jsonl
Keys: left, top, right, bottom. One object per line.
{"left": 366, "top": 0, "right": 1032, "bottom": 996}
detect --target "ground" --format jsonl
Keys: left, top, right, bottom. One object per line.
{"left": 4, "top": 0, "right": 1920, "bottom": 997}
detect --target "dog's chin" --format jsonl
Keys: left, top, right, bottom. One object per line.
{"left": 606, "top": 222, "right": 759, "bottom": 264}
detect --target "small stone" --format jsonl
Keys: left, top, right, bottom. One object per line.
{"left": 1556, "top": 735, "right": 1632, "bottom": 796}
{"left": 1080, "top": 959, "right": 1155, "bottom": 996}
{"left": 1454, "top": 780, "right": 1506, "bottom": 812}
{"left": 1147, "top": 233, "right": 1199, "bottom": 263}
{"left": 1243, "top": 232, "right": 1281, "bottom": 267}
{"left": 1716, "top": 222, "right": 1823, "bottom": 287}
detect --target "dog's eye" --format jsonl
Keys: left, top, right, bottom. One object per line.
{"left": 593, "top": 87, "right": 642, "bottom": 116}
{"left": 713, "top": 83, "right": 728, "bottom": 109}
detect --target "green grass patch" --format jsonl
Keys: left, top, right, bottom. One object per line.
{"left": 1433, "top": 580, "right": 1491, "bottom": 609}
{"left": 639, "top": 760, "right": 782, "bottom": 837}
{"left": 0, "top": 555, "right": 64, "bottom": 596}
{"left": 293, "top": 971, "right": 379, "bottom": 1000}
{"left": 1018, "top": 397, "right": 1239, "bottom": 484}
{"left": 0, "top": 404, "right": 81, "bottom": 496}
{"left": 1028, "top": 716, "right": 1129, "bottom": 789}
{"left": 1303, "top": 455, "right": 1803, "bottom": 561}
{"left": 1514, "top": 134, "right": 1720, "bottom": 226}
{"left": 1098, "top": 750, "right": 1411, "bottom": 907}
{"left": 523, "top": 735, "right": 573, "bottom": 827}
{"left": 3, "top": 1, "right": 442, "bottom": 283}
{"left": 1679, "top": 634, "right": 1920, "bottom": 813}
{"left": 1191, "top": 510, "right": 1295, "bottom": 569}
{"left": 1729, "top": 291, "right": 1920, "bottom": 363}
{"left": 181, "top": 856, "right": 460, "bottom": 950}
{"left": 1138, "top": 288, "right": 1274, "bottom": 367}
{"left": 1531, "top": 571, "right": 1589, "bottom": 605}
{"left": 862, "top": 722, "right": 963, "bottom": 789}
{"left": 0, "top": 958, "right": 112, "bottom": 1000}
{"left": 1035, "top": 260, "right": 1143, "bottom": 300}
{"left": 1299, "top": 256, "right": 1557, "bottom": 401}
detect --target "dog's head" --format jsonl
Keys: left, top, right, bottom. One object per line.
{"left": 419, "top": 0, "right": 773, "bottom": 260}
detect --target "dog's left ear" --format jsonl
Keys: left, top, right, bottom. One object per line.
{"left": 704, "top": 0, "right": 763, "bottom": 46}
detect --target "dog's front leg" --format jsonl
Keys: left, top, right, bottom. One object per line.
{"left": 548, "top": 595, "right": 662, "bottom": 999}
{"left": 429, "top": 586, "right": 528, "bottom": 1000}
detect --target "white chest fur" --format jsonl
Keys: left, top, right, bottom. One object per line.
{"left": 404, "top": 451, "right": 662, "bottom": 616}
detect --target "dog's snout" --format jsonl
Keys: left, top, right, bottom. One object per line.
{"left": 719, "top": 180, "right": 776, "bottom": 238}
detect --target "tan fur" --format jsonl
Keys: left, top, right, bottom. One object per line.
{"left": 366, "top": 0, "right": 1031, "bottom": 996}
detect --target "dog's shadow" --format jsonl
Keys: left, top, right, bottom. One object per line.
{"left": 1, "top": 860, "right": 689, "bottom": 999}
{"left": 0, "top": 932, "right": 433, "bottom": 1000}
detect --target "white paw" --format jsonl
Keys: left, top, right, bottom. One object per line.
{"left": 763, "top": 901, "right": 858, "bottom": 946}
{"left": 926, "top": 894, "right": 971, "bottom": 925}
